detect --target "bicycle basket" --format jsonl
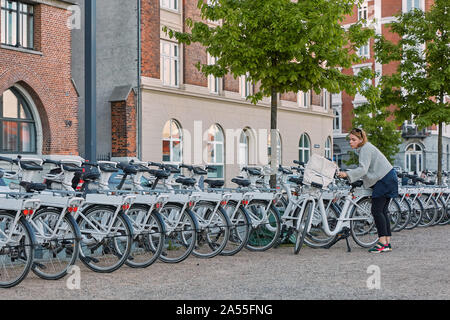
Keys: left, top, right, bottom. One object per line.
{"left": 303, "top": 154, "right": 337, "bottom": 189}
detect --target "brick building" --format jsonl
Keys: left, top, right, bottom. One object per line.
{"left": 333, "top": 0, "right": 450, "bottom": 173}
{"left": 0, "top": 0, "right": 79, "bottom": 158}
{"left": 74, "top": 0, "right": 334, "bottom": 184}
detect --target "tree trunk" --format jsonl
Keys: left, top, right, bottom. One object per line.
{"left": 270, "top": 87, "right": 278, "bottom": 189}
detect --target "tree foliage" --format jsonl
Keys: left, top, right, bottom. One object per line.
{"left": 374, "top": 0, "right": 449, "bottom": 181}
{"left": 164, "top": 0, "right": 374, "bottom": 103}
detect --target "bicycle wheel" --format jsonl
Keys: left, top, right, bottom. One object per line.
{"left": 294, "top": 200, "right": 314, "bottom": 254}
{"left": 304, "top": 200, "right": 339, "bottom": 249}
{"left": 350, "top": 198, "right": 378, "bottom": 248}
{"left": 418, "top": 195, "right": 438, "bottom": 228}
{"left": 158, "top": 204, "right": 198, "bottom": 264}
{"left": 388, "top": 199, "right": 401, "bottom": 232}
{"left": 393, "top": 198, "right": 411, "bottom": 232}
{"left": 78, "top": 206, "right": 133, "bottom": 273}
{"left": 125, "top": 205, "right": 165, "bottom": 268}
{"left": 245, "top": 201, "right": 282, "bottom": 252}
{"left": 0, "top": 212, "right": 35, "bottom": 288}
{"left": 434, "top": 198, "right": 446, "bottom": 225}
{"left": 438, "top": 198, "right": 450, "bottom": 225}
{"left": 31, "top": 208, "right": 80, "bottom": 280}
{"left": 405, "top": 197, "right": 424, "bottom": 230}
{"left": 190, "top": 202, "right": 230, "bottom": 259}
{"left": 220, "top": 201, "right": 251, "bottom": 256}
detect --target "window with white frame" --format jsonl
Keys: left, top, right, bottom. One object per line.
{"left": 162, "top": 119, "right": 183, "bottom": 163}
{"left": 206, "top": 124, "right": 225, "bottom": 179}
{"left": 160, "top": 41, "right": 179, "bottom": 87}
{"left": 240, "top": 74, "right": 253, "bottom": 98}
{"left": 299, "top": 91, "right": 310, "bottom": 108}
{"left": 322, "top": 89, "right": 330, "bottom": 110}
{"left": 358, "top": 2, "right": 368, "bottom": 21}
{"left": 299, "top": 133, "right": 311, "bottom": 164}
{"left": 0, "top": 87, "right": 37, "bottom": 153}
{"left": 358, "top": 41, "right": 370, "bottom": 59}
{"left": 1, "top": 0, "right": 34, "bottom": 49}
{"left": 333, "top": 108, "right": 341, "bottom": 133}
{"left": 405, "top": 143, "right": 423, "bottom": 174}
{"left": 207, "top": 53, "right": 221, "bottom": 94}
{"left": 406, "top": 0, "right": 421, "bottom": 12}
{"left": 160, "top": 0, "right": 178, "bottom": 11}
{"left": 238, "top": 129, "right": 250, "bottom": 167}
{"left": 324, "top": 137, "right": 332, "bottom": 160}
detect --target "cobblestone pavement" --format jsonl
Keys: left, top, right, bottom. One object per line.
{"left": 1, "top": 225, "right": 449, "bottom": 300}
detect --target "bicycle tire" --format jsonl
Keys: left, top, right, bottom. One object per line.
{"left": 191, "top": 202, "right": 231, "bottom": 259}
{"left": 304, "top": 201, "right": 339, "bottom": 249}
{"left": 350, "top": 197, "right": 378, "bottom": 248}
{"left": 78, "top": 206, "right": 133, "bottom": 273}
{"left": 438, "top": 198, "right": 450, "bottom": 225}
{"left": 418, "top": 195, "right": 438, "bottom": 228}
{"left": 125, "top": 205, "right": 165, "bottom": 268}
{"left": 245, "top": 201, "right": 282, "bottom": 252}
{"left": 220, "top": 201, "right": 251, "bottom": 256}
{"left": 405, "top": 197, "right": 424, "bottom": 230}
{"left": 434, "top": 198, "right": 446, "bottom": 225}
{"left": 31, "top": 208, "right": 81, "bottom": 280}
{"left": 158, "top": 204, "right": 198, "bottom": 264}
{"left": 393, "top": 198, "right": 411, "bottom": 232}
{"left": 294, "top": 200, "right": 314, "bottom": 254}
{"left": 0, "top": 212, "right": 35, "bottom": 289}
{"left": 388, "top": 198, "right": 401, "bottom": 232}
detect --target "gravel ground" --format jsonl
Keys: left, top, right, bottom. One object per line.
{"left": 1, "top": 225, "right": 450, "bottom": 300}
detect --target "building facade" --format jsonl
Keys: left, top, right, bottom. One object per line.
{"left": 333, "top": 0, "right": 450, "bottom": 173}
{"left": 74, "top": 0, "right": 335, "bottom": 184}
{"left": 0, "top": 0, "right": 79, "bottom": 159}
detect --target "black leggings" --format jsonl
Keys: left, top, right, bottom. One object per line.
{"left": 371, "top": 197, "right": 392, "bottom": 238}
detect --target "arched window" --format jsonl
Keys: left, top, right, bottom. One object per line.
{"left": 299, "top": 133, "right": 311, "bottom": 164}
{"left": 267, "top": 130, "right": 282, "bottom": 165}
{"left": 162, "top": 119, "right": 182, "bottom": 163}
{"left": 405, "top": 143, "right": 423, "bottom": 174}
{"left": 324, "top": 137, "right": 332, "bottom": 160}
{"left": 206, "top": 124, "right": 224, "bottom": 179}
{"left": 0, "top": 88, "right": 36, "bottom": 153}
{"left": 238, "top": 128, "right": 252, "bottom": 166}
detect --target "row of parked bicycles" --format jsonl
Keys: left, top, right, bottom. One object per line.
{"left": 0, "top": 155, "right": 449, "bottom": 288}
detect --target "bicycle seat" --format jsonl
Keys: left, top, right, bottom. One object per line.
{"left": 243, "top": 168, "right": 261, "bottom": 176}
{"left": 62, "top": 164, "right": 83, "bottom": 173}
{"left": 191, "top": 167, "right": 206, "bottom": 176}
{"left": 231, "top": 177, "right": 251, "bottom": 187}
{"left": 82, "top": 170, "right": 101, "bottom": 181}
{"left": 149, "top": 169, "right": 170, "bottom": 179}
{"left": 98, "top": 163, "right": 119, "bottom": 173}
{"left": 134, "top": 164, "right": 152, "bottom": 173}
{"left": 204, "top": 179, "right": 225, "bottom": 188}
{"left": 279, "top": 166, "right": 293, "bottom": 175}
{"left": 289, "top": 177, "right": 304, "bottom": 185}
{"left": 20, "top": 161, "right": 43, "bottom": 171}
{"left": 175, "top": 177, "right": 196, "bottom": 186}
{"left": 19, "top": 181, "right": 47, "bottom": 192}
{"left": 116, "top": 163, "right": 138, "bottom": 175}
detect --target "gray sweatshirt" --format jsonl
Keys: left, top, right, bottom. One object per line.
{"left": 346, "top": 142, "right": 393, "bottom": 188}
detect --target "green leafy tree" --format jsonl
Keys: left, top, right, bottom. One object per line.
{"left": 374, "top": 0, "right": 450, "bottom": 183}
{"left": 344, "top": 83, "right": 402, "bottom": 167}
{"left": 164, "top": 0, "right": 373, "bottom": 186}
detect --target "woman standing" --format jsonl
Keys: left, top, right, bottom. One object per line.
{"left": 338, "top": 128, "right": 398, "bottom": 253}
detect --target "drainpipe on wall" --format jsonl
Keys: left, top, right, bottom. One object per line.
{"left": 137, "top": 0, "right": 142, "bottom": 160}
{"left": 85, "top": 0, "right": 97, "bottom": 161}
